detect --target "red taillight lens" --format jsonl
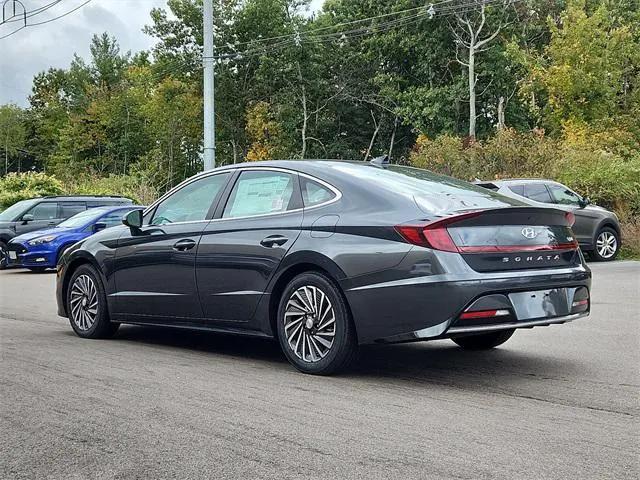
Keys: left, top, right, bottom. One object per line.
{"left": 395, "top": 212, "right": 482, "bottom": 253}
{"left": 565, "top": 212, "right": 576, "bottom": 227}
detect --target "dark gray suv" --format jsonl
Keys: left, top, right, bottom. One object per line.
{"left": 0, "top": 195, "right": 133, "bottom": 268}
{"left": 476, "top": 179, "right": 621, "bottom": 261}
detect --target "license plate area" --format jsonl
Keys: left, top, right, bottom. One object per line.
{"left": 8, "top": 251, "right": 17, "bottom": 260}
{"left": 508, "top": 288, "right": 571, "bottom": 320}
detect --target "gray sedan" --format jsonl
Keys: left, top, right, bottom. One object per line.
{"left": 475, "top": 179, "right": 621, "bottom": 261}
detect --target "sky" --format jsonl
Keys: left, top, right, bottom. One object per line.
{"left": 0, "top": 0, "right": 325, "bottom": 107}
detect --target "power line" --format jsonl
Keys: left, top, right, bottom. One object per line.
{"left": 1, "top": 0, "right": 63, "bottom": 24}
{"left": 212, "top": 0, "right": 511, "bottom": 61}
{"left": 0, "top": 0, "right": 93, "bottom": 39}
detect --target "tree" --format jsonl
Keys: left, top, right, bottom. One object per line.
{"left": 522, "top": 0, "right": 639, "bottom": 133}
{"left": 450, "top": 0, "right": 512, "bottom": 141}
{"left": 0, "top": 105, "right": 26, "bottom": 174}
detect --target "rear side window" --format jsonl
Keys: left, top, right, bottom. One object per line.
{"left": 59, "top": 202, "right": 86, "bottom": 218}
{"left": 508, "top": 185, "right": 525, "bottom": 196}
{"left": 151, "top": 173, "right": 230, "bottom": 225}
{"left": 223, "top": 171, "right": 296, "bottom": 218}
{"left": 524, "top": 184, "right": 553, "bottom": 203}
{"left": 301, "top": 178, "right": 336, "bottom": 207}
{"left": 26, "top": 202, "right": 58, "bottom": 220}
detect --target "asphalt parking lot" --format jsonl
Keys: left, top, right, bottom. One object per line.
{"left": 0, "top": 261, "right": 638, "bottom": 480}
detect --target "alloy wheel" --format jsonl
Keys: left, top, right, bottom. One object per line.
{"left": 596, "top": 231, "right": 617, "bottom": 259}
{"left": 70, "top": 274, "right": 99, "bottom": 331}
{"left": 284, "top": 285, "right": 336, "bottom": 362}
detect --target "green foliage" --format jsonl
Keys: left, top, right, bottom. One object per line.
{"left": 411, "top": 129, "right": 640, "bottom": 217}
{"left": 0, "top": 104, "right": 27, "bottom": 174}
{"left": 0, "top": 172, "right": 64, "bottom": 209}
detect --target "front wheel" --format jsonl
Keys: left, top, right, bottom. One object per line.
{"left": 67, "top": 265, "right": 119, "bottom": 339}
{"left": 592, "top": 227, "right": 620, "bottom": 261}
{"left": 277, "top": 272, "right": 357, "bottom": 375}
{"left": 0, "top": 242, "right": 8, "bottom": 270}
{"left": 452, "top": 329, "right": 515, "bottom": 350}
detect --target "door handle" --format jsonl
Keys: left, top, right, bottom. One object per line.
{"left": 172, "top": 239, "right": 197, "bottom": 251}
{"left": 260, "top": 235, "right": 288, "bottom": 248}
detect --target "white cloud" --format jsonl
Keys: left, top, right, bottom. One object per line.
{"left": 0, "top": 0, "right": 326, "bottom": 107}
{"left": 0, "top": 0, "right": 166, "bottom": 106}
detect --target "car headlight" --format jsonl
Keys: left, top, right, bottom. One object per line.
{"left": 28, "top": 235, "right": 58, "bottom": 246}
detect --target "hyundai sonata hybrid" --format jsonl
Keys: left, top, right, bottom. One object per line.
{"left": 56, "top": 160, "right": 591, "bottom": 375}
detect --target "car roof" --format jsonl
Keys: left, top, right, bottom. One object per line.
{"left": 477, "top": 178, "right": 558, "bottom": 186}
{"left": 30, "top": 195, "right": 133, "bottom": 201}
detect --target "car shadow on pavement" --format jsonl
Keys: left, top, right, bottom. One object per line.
{"left": 87, "top": 324, "right": 579, "bottom": 386}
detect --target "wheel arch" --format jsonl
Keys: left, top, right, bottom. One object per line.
{"left": 60, "top": 254, "right": 106, "bottom": 314}
{"left": 265, "top": 252, "right": 355, "bottom": 340}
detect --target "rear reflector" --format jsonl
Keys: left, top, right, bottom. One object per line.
{"left": 459, "top": 309, "right": 510, "bottom": 320}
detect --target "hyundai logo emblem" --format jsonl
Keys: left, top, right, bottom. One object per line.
{"left": 521, "top": 227, "right": 538, "bottom": 239}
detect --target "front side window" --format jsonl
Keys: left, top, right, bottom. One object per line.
{"left": 26, "top": 202, "right": 58, "bottom": 220}
{"left": 151, "top": 173, "right": 230, "bottom": 225}
{"left": 548, "top": 184, "right": 581, "bottom": 206}
{"left": 524, "top": 184, "right": 553, "bottom": 203}
{"left": 223, "top": 171, "right": 295, "bottom": 218}
{"left": 301, "top": 178, "right": 336, "bottom": 207}
{"left": 99, "top": 210, "right": 132, "bottom": 228}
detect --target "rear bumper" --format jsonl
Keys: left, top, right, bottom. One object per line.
{"left": 343, "top": 249, "right": 591, "bottom": 344}
{"left": 446, "top": 311, "right": 588, "bottom": 335}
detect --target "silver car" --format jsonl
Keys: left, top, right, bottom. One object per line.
{"left": 475, "top": 179, "right": 621, "bottom": 261}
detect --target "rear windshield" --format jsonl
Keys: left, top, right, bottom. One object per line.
{"left": 331, "top": 163, "right": 525, "bottom": 215}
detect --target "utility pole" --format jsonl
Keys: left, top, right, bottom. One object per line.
{"left": 203, "top": 0, "right": 215, "bottom": 170}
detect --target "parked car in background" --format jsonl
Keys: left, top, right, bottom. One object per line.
{"left": 475, "top": 179, "right": 621, "bottom": 261}
{"left": 56, "top": 161, "right": 590, "bottom": 375}
{"left": 0, "top": 195, "right": 133, "bottom": 268}
{"left": 6, "top": 205, "right": 143, "bottom": 272}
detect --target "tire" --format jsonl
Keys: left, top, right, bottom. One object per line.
{"left": 592, "top": 226, "right": 620, "bottom": 262}
{"left": 0, "top": 242, "right": 8, "bottom": 270}
{"left": 452, "top": 329, "right": 515, "bottom": 350}
{"left": 276, "top": 272, "right": 357, "bottom": 375}
{"left": 66, "top": 265, "right": 119, "bottom": 339}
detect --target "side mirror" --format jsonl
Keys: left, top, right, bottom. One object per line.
{"left": 93, "top": 222, "right": 107, "bottom": 233}
{"left": 579, "top": 197, "right": 591, "bottom": 208}
{"left": 122, "top": 209, "right": 143, "bottom": 229}
{"left": 22, "top": 213, "right": 34, "bottom": 223}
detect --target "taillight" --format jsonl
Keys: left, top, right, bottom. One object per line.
{"left": 395, "top": 212, "right": 482, "bottom": 253}
{"left": 565, "top": 211, "right": 575, "bottom": 227}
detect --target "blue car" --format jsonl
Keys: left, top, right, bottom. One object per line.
{"left": 7, "top": 205, "right": 142, "bottom": 271}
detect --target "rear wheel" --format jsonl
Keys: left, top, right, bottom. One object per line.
{"left": 67, "top": 265, "right": 119, "bottom": 339}
{"left": 592, "top": 227, "right": 620, "bottom": 262}
{"left": 452, "top": 329, "right": 515, "bottom": 350}
{"left": 277, "top": 272, "right": 357, "bottom": 375}
{"left": 0, "top": 242, "right": 8, "bottom": 270}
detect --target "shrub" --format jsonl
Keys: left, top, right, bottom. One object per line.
{"left": 64, "top": 173, "right": 159, "bottom": 206}
{"left": 0, "top": 172, "right": 64, "bottom": 210}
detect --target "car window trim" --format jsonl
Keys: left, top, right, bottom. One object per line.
{"left": 216, "top": 168, "right": 303, "bottom": 221}
{"left": 524, "top": 182, "right": 553, "bottom": 204}
{"left": 144, "top": 170, "right": 233, "bottom": 226}
{"left": 210, "top": 167, "right": 342, "bottom": 222}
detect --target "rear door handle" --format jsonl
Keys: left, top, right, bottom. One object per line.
{"left": 260, "top": 235, "right": 288, "bottom": 248}
{"left": 172, "top": 239, "right": 197, "bottom": 251}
